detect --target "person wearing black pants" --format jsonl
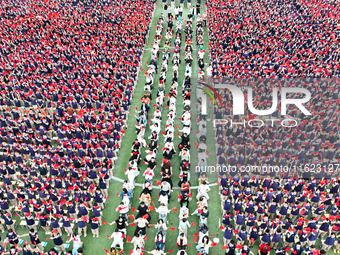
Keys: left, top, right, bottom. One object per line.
{"left": 134, "top": 217, "right": 148, "bottom": 237}
{"left": 196, "top": 0, "right": 201, "bottom": 14}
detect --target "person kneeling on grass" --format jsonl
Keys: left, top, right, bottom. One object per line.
{"left": 104, "top": 247, "right": 120, "bottom": 255}
{"left": 109, "top": 229, "right": 124, "bottom": 250}
{"left": 147, "top": 247, "right": 166, "bottom": 255}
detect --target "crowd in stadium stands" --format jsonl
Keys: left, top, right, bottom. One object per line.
{"left": 207, "top": 0, "right": 340, "bottom": 78}
{"left": 0, "top": 0, "right": 156, "bottom": 253}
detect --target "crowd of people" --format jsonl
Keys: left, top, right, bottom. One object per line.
{"left": 206, "top": 0, "right": 340, "bottom": 78}
{"left": 108, "top": 12, "right": 169, "bottom": 255}
{"left": 212, "top": 79, "right": 339, "bottom": 173}
{"left": 189, "top": 16, "right": 217, "bottom": 255}
{"left": 218, "top": 176, "right": 340, "bottom": 255}
{"left": 0, "top": 0, "right": 156, "bottom": 253}
{"left": 109, "top": 5, "right": 202, "bottom": 253}
{"left": 204, "top": 0, "right": 340, "bottom": 254}
{"left": 1, "top": 0, "right": 339, "bottom": 253}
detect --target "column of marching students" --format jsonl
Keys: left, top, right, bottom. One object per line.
{"left": 175, "top": 12, "right": 193, "bottom": 255}
{"left": 106, "top": 14, "right": 167, "bottom": 255}
{"left": 190, "top": 13, "right": 216, "bottom": 255}
{"left": 106, "top": 3, "right": 217, "bottom": 255}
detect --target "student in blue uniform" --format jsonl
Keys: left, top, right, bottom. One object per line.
{"left": 50, "top": 230, "right": 66, "bottom": 254}
{"left": 323, "top": 233, "right": 336, "bottom": 251}
{"left": 271, "top": 228, "right": 282, "bottom": 249}
{"left": 235, "top": 212, "right": 246, "bottom": 232}
{"left": 291, "top": 203, "right": 301, "bottom": 222}
{"left": 225, "top": 240, "right": 236, "bottom": 255}
{"left": 223, "top": 225, "right": 233, "bottom": 246}
{"left": 19, "top": 229, "right": 44, "bottom": 252}
{"left": 275, "top": 248, "right": 287, "bottom": 255}
{"left": 284, "top": 228, "right": 296, "bottom": 248}
{"left": 6, "top": 229, "right": 19, "bottom": 247}
{"left": 22, "top": 244, "right": 33, "bottom": 255}
{"left": 248, "top": 227, "right": 258, "bottom": 248}
{"left": 298, "top": 229, "right": 308, "bottom": 246}
{"left": 223, "top": 198, "right": 232, "bottom": 214}
{"left": 237, "top": 227, "right": 248, "bottom": 245}
{"left": 241, "top": 244, "right": 254, "bottom": 255}
{"left": 291, "top": 242, "right": 304, "bottom": 255}
{"left": 246, "top": 214, "right": 256, "bottom": 233}
{"left": 245, "top": 200, "right": 255, "bottom": 216}
{"left": 308, "top": 229, "right": 319, "bottom": 246}
{"left": 261, "top": 229, "right": 271, "bottom": 245}
{"left": 90, "top": 217, "right": 100, "bottom": 238}
{"left": 8, "top": 246, "right": 20, "bottom": 255}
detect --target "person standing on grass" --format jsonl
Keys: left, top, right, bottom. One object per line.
{"left": 180, "top": 180, "right": 190, "bottom": 196}
{"left": 66, "top": 234, "right": 83, "bottom": 255}
{"left": 323, "top": 233, "right": 336, "bottom": 251}
{"left": 90, "top": 217, "right": 100, "bottom": 238}
{"left": 50, "top": 230, "right": 66, "bottom": 255}
{"left": 155, "top": 233, "right": 165, "bottom": 251}
{"left": 62, "top": 215, "right": 73, "bottom": 237}
{"left": 225, "top": 240, "right": 236, "bottom": 255}
{"left": 259, "top": 244, "right": 270, "bottom": 255}
{"left": 178, "top": 218, "right": 190, "bottom": 237}
{"left": 177, "top": 233, "right": 187, "bottom": 251}
{"left": 110, "top": 216, "right": 128, "bottom": 236}
{"left": 19, "top": 229, "right": 44, "bottom": 252}
{"left": 76, "top": 216, "right": 87, "bottom": 237}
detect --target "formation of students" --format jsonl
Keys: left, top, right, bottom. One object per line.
{"left": 211, "top": 79, "right": 339, "bottom": 172}
{"left": 0, "top": 0, "right": 156, "bottom": 254}
{"left": 190, "top": 15, "right": 215, "bottom": 255}
{"left": 206, "top": 0, "right": 340, "bottom": 78}
{"left": 174, "top": 10, "right": 193, "bottom": 255}
{"left": 107, "top": 7, "right": 182, "bottom": 253}
{"left": 219, "top": 176, "right": 340, "bottom": 255}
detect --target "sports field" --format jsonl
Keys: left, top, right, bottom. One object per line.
{"left": 6, "top": 0, "right": 338, "bottom": 254}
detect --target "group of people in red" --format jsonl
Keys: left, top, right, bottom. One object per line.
{"left": 219, "top": 175, "right": 340, "bottom": 255}
{"left": 0, "top": 0, "right": 156, "bottom": 254}
{"left": 206, "top": 0, "right": 340, "bottom": 78}
{"left": 204, "top": 0, "right": 340, "bottom": 254}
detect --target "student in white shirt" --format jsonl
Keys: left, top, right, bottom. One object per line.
{"left": 110, "top": 229, "right": 124, "bottom": 250}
